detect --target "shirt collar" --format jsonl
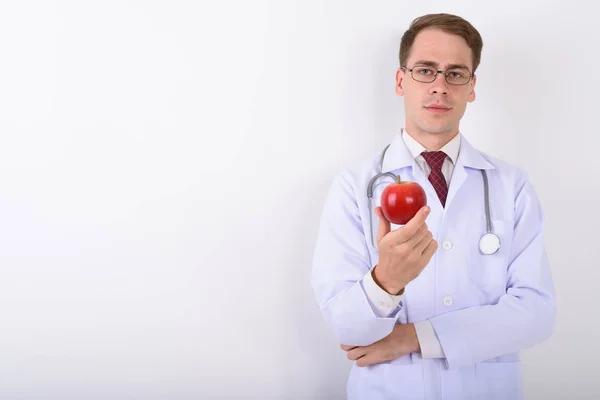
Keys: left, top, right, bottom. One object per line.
{"left": 381, "top": 128, "right": 495, "bottom": 173}
{"left": 402, "top": 129, "right": 460, "bottom": 165}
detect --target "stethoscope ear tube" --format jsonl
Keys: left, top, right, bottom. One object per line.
{"left": 367, "top": 171, "right": 397, "bottom": 249}
{"left": 479, "top": 169, "right": 500, "bottom": 255}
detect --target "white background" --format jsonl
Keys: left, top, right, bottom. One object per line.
{"left": 0, "top": 1, "right": 597, "bottom": 399}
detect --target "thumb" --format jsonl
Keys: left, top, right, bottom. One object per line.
{"left": 375, "top": 206, "right": 391, "bottom": 243}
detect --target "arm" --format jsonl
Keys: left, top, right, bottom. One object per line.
{"left": 429, "top": 176, "right": 556, "bottom": 369}
{"left": 311, "top": 172, "right": 402, "bottom": 346}
{"left": 367, "top": 271, "right": 445, "bottom": 358}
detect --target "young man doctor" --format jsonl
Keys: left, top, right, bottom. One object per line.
{"left": 311, "top": 13, "right": 556, "bottom": 400}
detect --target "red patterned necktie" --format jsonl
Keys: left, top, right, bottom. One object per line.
{"left": 421, "top": 151, "right": 448, "bottom": 207}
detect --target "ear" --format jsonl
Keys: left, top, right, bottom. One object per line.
{"left": 395, "top": 68, "right": 405, "bottom": 96}
{"left": 468, "top": 75, "right": 477, "bottom": 103}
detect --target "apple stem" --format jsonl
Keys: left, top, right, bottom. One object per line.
{"left": 395, "top": 174, "right": 401, "bottom": 183}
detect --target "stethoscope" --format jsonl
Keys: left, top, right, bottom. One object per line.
{"left": 367, "top": 144, "right": 500, "bottom": 255}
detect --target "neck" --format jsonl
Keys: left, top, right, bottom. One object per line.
{"left": 405, "top": 125, "right": 458, "bottom": 151}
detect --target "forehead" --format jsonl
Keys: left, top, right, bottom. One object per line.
{"left": 406, "top": 28, "right": 473, "bottom": 70}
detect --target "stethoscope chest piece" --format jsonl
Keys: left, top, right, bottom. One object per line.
{"left": 479, "top": 233, "right": 500, "bottom": 255}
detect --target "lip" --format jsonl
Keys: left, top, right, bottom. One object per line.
{"left": 424, "top": 104, "right": 451, "bottom": 114}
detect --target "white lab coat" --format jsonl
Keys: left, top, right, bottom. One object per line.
{"left": 311, "top": 131, "right": 556, "bottom": 400}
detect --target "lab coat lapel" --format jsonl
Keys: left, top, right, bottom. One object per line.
{"left": 381, "top": 132, "right": 414, "bottom": 173}
{"left": 445, "top": 135, "right": 495, "bottom": 210}
{"left": 445, "top": 160, "right": 467, "bottom": 210}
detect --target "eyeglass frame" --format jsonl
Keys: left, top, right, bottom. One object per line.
{"left": 399, "top": 64, "right": 475, "bottom": 86}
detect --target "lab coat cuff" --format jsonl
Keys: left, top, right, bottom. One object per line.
{"left": 428, "top": 316, "right": 470, "bottom": 369}
{"left": 361, "top": 268, "right": 404, "bottom": 318}
{"left": 414, "top": 320, "right": 445, "bottom": 358}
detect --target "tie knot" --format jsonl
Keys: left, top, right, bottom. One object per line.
{"left": 421, "top": 151, "right": 447, "bottom": 171}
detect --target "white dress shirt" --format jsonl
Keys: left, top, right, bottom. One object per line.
{"left": 362, "top": 128, "right": 461, "bottom": 358}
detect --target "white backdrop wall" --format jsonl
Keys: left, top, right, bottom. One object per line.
{"left": 0, "top": 1, "right": 597, "bottom": 399}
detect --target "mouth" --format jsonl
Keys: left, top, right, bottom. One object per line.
{"left": 424, "top": 104, "right": 452, "bottom": 114}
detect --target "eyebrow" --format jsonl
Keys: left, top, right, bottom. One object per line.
{"left": 412, "top": 60, "right": 471, "bottom": 70}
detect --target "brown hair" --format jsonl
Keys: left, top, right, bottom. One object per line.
{"left": 399, "top": 13, "right": 483, "bottom": 73}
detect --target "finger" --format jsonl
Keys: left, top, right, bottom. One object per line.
{"left": 421, "top": 239, "right": 438, "bottom": 260}
{"left": 375, "top": 206, "right": 391, "bottom": 244}
{"left": 390, "top": 206, "right": 430, "bottom": 244}
{"left": 347, "top": 347, "right": 367, "bottom": 361}
{"left": 340, "top": 344, "right": 356, "bottom": 351}
{"left": 405, "top": 223, "right": 429, "bottom": 248}
{"left": 356, "top": 352, "right": 379, "bottom": 367}
{"left": 413, "top": 229, "right": 434, "bottom": 254}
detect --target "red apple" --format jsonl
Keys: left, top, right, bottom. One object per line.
{"left": 380, "top": 175, "right": 427, "bottom": 225}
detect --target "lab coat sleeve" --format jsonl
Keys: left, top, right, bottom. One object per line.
{"left": 428, "top": 175, "right": 556, "bottom": 369}
{"left": 311, "top": 171, "right": 402, "bottom": 346}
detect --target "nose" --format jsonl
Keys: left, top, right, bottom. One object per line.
{"left": 429, "top": 72, "right": 449, "bottom": 95}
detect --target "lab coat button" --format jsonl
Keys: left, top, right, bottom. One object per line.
{"left": 443, "top": 296, "right": 453, "bottom": 306}
{"left": 442, "top": 240, "right": 452, "bottom": 250}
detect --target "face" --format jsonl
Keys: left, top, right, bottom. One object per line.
{"left": 395, "top": 28, "right": 477, "bottom": 138}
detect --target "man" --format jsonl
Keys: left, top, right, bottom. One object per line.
{"left": 311, "top": 13, "right": 556, "bottom": 400}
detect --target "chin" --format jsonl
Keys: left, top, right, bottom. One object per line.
{"left": 417, "top": 122, "right": 456, "bottom": 135}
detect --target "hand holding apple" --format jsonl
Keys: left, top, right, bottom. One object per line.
{"left": 371, "top": 178, "right": 438, "bottom": 294}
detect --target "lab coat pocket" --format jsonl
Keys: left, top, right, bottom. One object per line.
{"left": 385, "top": 363, "right": 425, "bottom": 400}
{"left": 349, "top": 361, "right": 424, "bottom": 400}
{"left": 467, "top": 218, "right": 512, "bottom": 289}
{"left": 475, "top": 361, "right": 523, "bottom": 400}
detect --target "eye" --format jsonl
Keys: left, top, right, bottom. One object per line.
{"left": 448, "top": 70, "right": 466, "bottom": 78}
{"left": 416, "top": 67, "right": 433, "bottom": 75}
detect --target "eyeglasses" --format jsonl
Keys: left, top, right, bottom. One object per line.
{"left": 400, "top": 65, "right": 474, "bottom": 85}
